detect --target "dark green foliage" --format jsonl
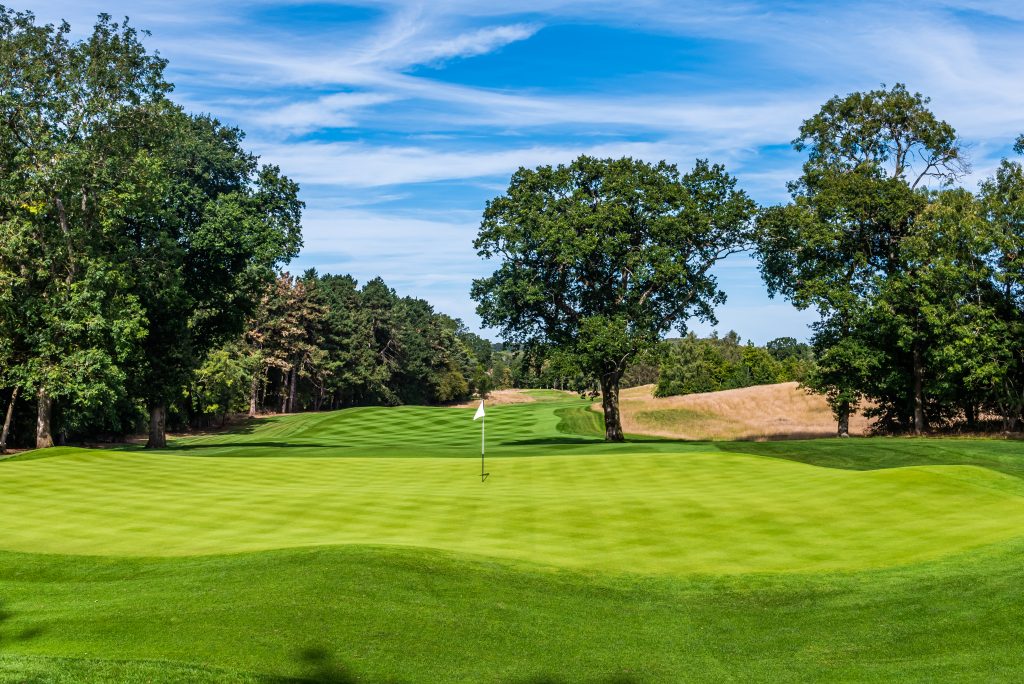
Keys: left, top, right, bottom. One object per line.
{"left": 654, "top": 332, "right": 800, "bottom": 397}
{"left": 0, "top": 9, "right": 300, "bottom": 447}
{"left": 0, "top": 9, "right": 163, "bottom": 444}
{"left": 656, "top": 335, "right": 730, "bottom": 396}
{"left": 232, "top": 272, "right": 487, "bottom": 418}
{"left": 125, "top": 108, "right": 302, "bottom": 445}
{"left": 766, "top": 336, "right": 815, "bottom": 382}
{"left": 752, "top": 84, "right": 1024, "bottom": 435}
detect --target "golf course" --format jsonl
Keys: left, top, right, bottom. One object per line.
{"left": 2, "top": 393, "right": 1024, "bottom": 682}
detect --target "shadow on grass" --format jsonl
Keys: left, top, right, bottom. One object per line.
{"left": 504, "top": 436, "right": 689, "bottom": 446}
{"left": 715, "top": 437, "right": 1024, "bottom": 480}
{"left": 0, "top": 600, "right": 44, "bottom": 648}
{"left": 516, "top": 678, "right": 640, "bottom": 684}
{"left": 272, "top": 646, "right": 404, "bottom": 684}
{"left": 504, "top": 437, "right": 605, "bottom": 446}
{"left": 271, "top": 645, "right": 641, "bottom": 684}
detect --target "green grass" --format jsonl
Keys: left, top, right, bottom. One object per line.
{"left": 3, "top": 447, "right": 1024, "bottom": 572}
{"left": 3, "top": 542, "right": 1024, "bottom": 683}
{"left": 3, "top": 398, "right": 1024, "bottom": 681}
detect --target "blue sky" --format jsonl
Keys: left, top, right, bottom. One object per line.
{"left": 26, "top": 0, "right": 1024, "bottom": 343}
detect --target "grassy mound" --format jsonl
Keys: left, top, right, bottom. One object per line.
{"left": 610, "top": 382, "right": 874, "bottom": 440}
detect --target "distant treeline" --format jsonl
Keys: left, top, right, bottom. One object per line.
{"left": 654, "top": 333, "right": 813, "bottom": 397}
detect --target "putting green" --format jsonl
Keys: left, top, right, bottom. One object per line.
{"left": 2, "top": 401, "right": 1024, "bottom": 573}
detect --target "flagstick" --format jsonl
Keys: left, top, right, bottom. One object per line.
{"left": 474, "top": 399, "right": 488, "bottom": 482}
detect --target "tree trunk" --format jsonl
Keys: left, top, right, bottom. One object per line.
{"left": 36, "top": 388, "right": 54, "bottom": 449}
{"left": 599, "top": 373, "right": 624, "bottom": 442}
{"left": 147, "top": 403, "right": 167, "bottom": 449}
{"left": 279, "top": 368, "right": 289, "bottom": 414}
{"left": 837, "top": 400, "right": 850, "bottom": 437}
{"left": 964, "top": 402, "right": 976, "bottom": 430}
{"left": 249, "top": 369, "right": 260, "bottom": 418}
{"left": 1, "top": 386, "right": 19, "bottom": 453}
{"left": 912, "top": 346, "right": 925, "bottom": 435}
{"left": 288, "top": 364, "right": 298, "bottom": 413}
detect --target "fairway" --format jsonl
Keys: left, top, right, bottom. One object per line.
{"left": 3, "top": 397, "right": 1024, "bottom": 681}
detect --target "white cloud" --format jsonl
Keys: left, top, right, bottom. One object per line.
{"left": 249, "top": 92, "right": 399, "bottom": 132}
{"left": 384, "top": 21, "right": 541, "bottom": 66}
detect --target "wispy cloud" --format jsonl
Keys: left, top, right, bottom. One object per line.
{"left": 251, "top": 139, "right": 731, "bottom": 188}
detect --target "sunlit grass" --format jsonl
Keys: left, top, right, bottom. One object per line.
{"left": 3, "top": 399, "right": 1024, "bottom": 681}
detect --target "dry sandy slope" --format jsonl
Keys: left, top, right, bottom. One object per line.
{"left": 601, "top": 382, "right": 872, "bottom": 440}
{"left": 450, "top": 388, "right": 577, "bottom": 408}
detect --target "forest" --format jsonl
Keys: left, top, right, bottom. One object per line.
{"left": 3, "top": 8, "right": 1024, "bottom": 449}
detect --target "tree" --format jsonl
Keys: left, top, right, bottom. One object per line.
{"left": 0, "top": 9, "right": 159, "bottom": 447}
{"left": 188, "top": 341, "right": 251, "bottom": 426}
{"left": 313, "top": 274, "right": 386, "bottom": 409}
{"left": 117, "top": 104, "right": 302, "bottom": 448}
{"left": 765, "top": 336, "right": 815, "bottom": 382}
{"left": 243, "top": 273, "right": 324, "bottom": 417}
{"left": 757, "top": 84, "right": 968, "bottom": 435}
{"left": 472, "top": 155, "right": 756, "bottom": 441}
{"left": 974, "top": 142, "right": 1024, "bottom": 429}
{"left": 654, "top": 335, "right": 728, "bottom": 397}
{"left": 734, "top": 344, "right": 783, "bottom": 387}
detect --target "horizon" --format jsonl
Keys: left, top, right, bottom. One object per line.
{"left": 25, "top": 0, "right": 1024, "bottom": 343}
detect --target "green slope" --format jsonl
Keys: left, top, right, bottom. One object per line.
{"left": 3, "top": 400, "right": 1024, "bottom": 681}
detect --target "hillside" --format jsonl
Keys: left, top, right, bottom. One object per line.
{"left": 607, "top": 381, "right": 873, "bottom": 440}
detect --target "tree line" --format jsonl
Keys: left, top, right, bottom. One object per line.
{"left": 757, "top": 85, "right": 1024, "bottom": 435}
{"left": 0, "top": 9, "right": 512, "bottom": 451}
{"left": 184, "top": 270, "right": 492, "bottom": 428}
{"left": 654, "top": 333, "right": 813, "bottom": 398}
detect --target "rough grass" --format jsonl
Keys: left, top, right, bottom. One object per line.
{"left": 3, "top": 541, "right": 1024, "bottom": 683}
{"left": 3, "top": 399, "right": 1024, "bottom": 681}
{"left": 610, "top": 382, "right": 873, "bottom": 440}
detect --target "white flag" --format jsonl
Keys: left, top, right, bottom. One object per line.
{"left": 473, "top": 400, "right": 485, "bottom": 420}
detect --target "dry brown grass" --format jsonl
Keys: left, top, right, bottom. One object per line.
{"left": 599, "top": 382, "right": 873, "bottom": 441}
{"left": 449, "top": 389, "right": 557, "bottom": 408}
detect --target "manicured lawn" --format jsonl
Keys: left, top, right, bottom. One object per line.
{"left": 2, "top": 398, "right": 1024, "bottom": 681}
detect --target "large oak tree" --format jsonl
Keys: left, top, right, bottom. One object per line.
{"left": 471, "top": 155, "right": 756, "bottom": 441}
